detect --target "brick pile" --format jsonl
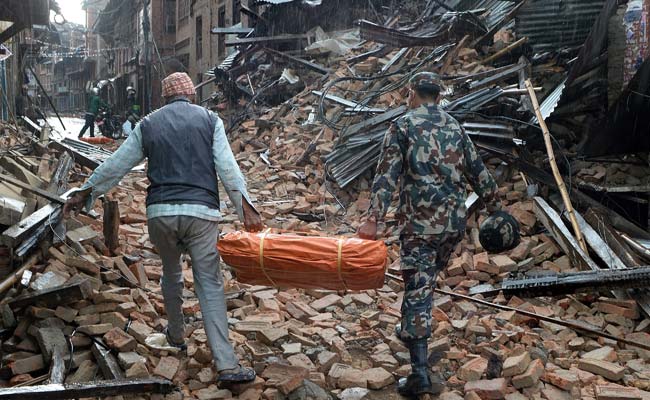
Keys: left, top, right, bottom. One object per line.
{"left": 1, "top": 27, "right": 649, "bottom": 400}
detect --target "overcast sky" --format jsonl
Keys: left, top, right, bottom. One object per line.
{"left": 57, "top": 0, "right": 87, "bottom": 26}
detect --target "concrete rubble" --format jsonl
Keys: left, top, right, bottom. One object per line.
{"left": 1, "top": 1, "right": 650, "bottom": 399}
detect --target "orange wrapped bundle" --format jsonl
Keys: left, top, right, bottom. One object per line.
{"left": 217, "top": 230, "right": 387, "bottom": 290}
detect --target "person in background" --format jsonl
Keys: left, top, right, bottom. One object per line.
{"left": 78, "top": 87, "right": 107, "bottom": 138}
{"left": 64, "top": 72, "right": 262, "bottom": 383}
{"left": 125, "top": 86, "right": 140, "bottom": 130}
{"left": 358, "top": 72, "right": 501, "bottom": 398}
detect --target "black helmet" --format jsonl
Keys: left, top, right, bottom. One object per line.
{"left": 479, "top": 211, "right": 521, "bottom": 253}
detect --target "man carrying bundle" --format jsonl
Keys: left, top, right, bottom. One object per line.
{"left": 64, "top": 72, "right": 262, "bottom": 383}
{"left": 358, "top": 72, "right": 503, "bottom": 398}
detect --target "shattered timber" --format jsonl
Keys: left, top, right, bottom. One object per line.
{"left": 2, "top": 0, "right": 650, "bottom": 399}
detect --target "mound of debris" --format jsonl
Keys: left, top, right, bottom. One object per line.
{"left": 2, "top": 0, "right": 650, "bottom": 399}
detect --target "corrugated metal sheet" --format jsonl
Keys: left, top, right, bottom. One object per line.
{"left": 515, "top": 0, "right": 607, "bottom": 53}
{"left": 457, "top": 0, "right": 518, "bottom": 30}
{"left": 532, "top": 78, "right": 567, "bottom": 123}
{"left": 434, "top": 0, "right": 518, "bottom": 30}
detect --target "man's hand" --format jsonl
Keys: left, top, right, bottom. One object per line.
{"left": 358, "top": 216, "right": 378, "bottom": 240}
{"left": 63, "top": 187, "right": 92, "bottom": 218}
{"left": 242, "top": 198, "right": 263, "bottom": 232}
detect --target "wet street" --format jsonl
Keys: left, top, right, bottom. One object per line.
{"left": 46, "top": 116, "right": 86, "bottom": 139}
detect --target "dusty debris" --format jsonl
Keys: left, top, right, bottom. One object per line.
{"left": 2, "top": 0, "right": 650, "bottom": 399}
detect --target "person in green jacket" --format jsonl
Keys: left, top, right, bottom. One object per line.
{"left": 78, "top": 87, "right": 107, "bottom": 138}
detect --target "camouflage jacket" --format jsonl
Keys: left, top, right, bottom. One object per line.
{"left": 368, "top": 103, "right": 498, "bottom": 236}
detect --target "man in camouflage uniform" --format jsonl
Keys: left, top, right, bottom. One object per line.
{"left": 358, "top": 72, "right": 500, "bottom": 397}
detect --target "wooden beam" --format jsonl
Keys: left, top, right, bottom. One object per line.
{"left": 264, "top": 48, "right": 331, "bottom": 75}
{"left": 0, "top": 174, "right": 65, "bottom": 204}
{"left": 0, "top": 378, "right": 175, "bottom": 399}
{"left": 103, "top": 199, "right": 120, "bottom": 255}
{"left": 0, "top": 253, "right": 40, "bottom": 295}
{"left": 226, "top": 34, "right": 309, "bottom": 47}
{"left": 440, "top": 35, "right": 470, "bottom": 75}
{"left": 8, "top": 279, "right": 93, "bottom": 310}
{"left": 526, "top": 79, "right": 588, "bottom": 252}
{"left": 0, "top": 22, "right": 24, "bottom": 45}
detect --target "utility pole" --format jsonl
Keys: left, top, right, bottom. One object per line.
{"left": 142, "top": 0, "right": 151, "bottom": 113}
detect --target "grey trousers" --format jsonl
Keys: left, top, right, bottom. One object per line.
{"left": 148, "top": 215, "right": 239, "bottom": 371}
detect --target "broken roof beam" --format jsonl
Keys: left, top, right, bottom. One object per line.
{"left": 471, "top": 0, "right": 528, "bottom": 48}
{"left": 312, "top": 91, "right": 385, "bottom": 113}
{"left": 468, "top": 63, "right": 526, "bottom": 90}
{"left": 0, "top": 378, "right": 175, "bottom": 400}
{"left": 211, "top": 27, "right": 254, "bottom": 35}
{"left": 346, "top": 44, "right": 389, "bottom": 65}
{"left": 0, "top": 174, "right": 66, "bottom": 205}
{"left": 264, "top": 48, "right": 330, "bottom": 75}
{"left": 358, "top": 19, "right": 467, "bottom": 48}
{"left": 225, "top": 33, "right": 310, "bottom": 47}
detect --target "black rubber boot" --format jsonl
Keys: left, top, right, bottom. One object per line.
{"left": 398, "top": 339, "right": 443, "bottom": 398}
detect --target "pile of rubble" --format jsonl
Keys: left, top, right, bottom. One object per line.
{"left": 2, "top": 119, "right": 650, "bottom": 400}
{"left": 2, "top": 0, "right": 650, "bottom": 399}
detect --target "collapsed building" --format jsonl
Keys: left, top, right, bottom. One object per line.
{"left": 2, "top": 0, "right": 650, "bottom": 399}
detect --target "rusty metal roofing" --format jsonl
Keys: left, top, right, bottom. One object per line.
{"left": 457, "top": 0, "right": 519, "bottom": 31}
{"left": 515, "top": 0, "right": 607, "bottom": 53}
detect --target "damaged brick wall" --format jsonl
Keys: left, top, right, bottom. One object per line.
{"left": 608, "top": 0, "right": 650, "bottom": 105}
{"left": 623, "top": 0, "right": 650, "bottom": 84}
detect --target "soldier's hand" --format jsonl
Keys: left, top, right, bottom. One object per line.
{"left": 486, "top": 200, "right": 503, "bottom": 214}
{"left": 358, "top": 218, "right": 378, "bottom": 240}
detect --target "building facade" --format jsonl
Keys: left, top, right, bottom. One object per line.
{"left": 93, "top": 0, "right": 177, "bottom": 113}
{"left": 175, "top": 0, "right": 251, "bottom": 103}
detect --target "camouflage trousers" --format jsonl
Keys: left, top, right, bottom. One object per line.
{"left": 399, "top": 232, "right": 463, "bottom": 342}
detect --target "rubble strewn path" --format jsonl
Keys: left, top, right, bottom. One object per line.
{"left": 2, "top": 1, "right": 650, "bottom": 398}
{"left": 2, "top": 128, "right": 644, "bottom": 400}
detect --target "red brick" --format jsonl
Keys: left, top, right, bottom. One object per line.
{"left": 103, "top": 327, "right": 137, "bottom": 352}
{"left": 153, "top": 356, "right": 180, "bottom": 380}
{"left": 512, "top": 359, "right": 544, "bottom": 389}
{"left": 464, "top": 378, "right": 507, "bottom": 399}
{"left": 458, "top": 357, "right": 487, "bottom": 381}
